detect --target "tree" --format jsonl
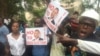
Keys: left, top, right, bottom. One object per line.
{"left": 0, "top": 0, "right": 8, "bottom": 18}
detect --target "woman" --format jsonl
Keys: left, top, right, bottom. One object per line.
{"left": 6, "top": 21, "right": 27, "bottom": 56}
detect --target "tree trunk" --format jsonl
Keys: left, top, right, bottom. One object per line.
{"left": 0, "top": 0, "right": 8, "bottom": 18}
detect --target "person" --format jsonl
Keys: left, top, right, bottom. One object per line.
{"left": 50, "top": 34, "right": 66, "bottom": 56}
{"left": 0, "top": 42, "right": 5, "bottom": 56}
{"left": 33, "top": 29, "right": 43, "bottom": 41}
{"left": 49, "top": 20, "right": 67, "bottom": 56}
{"left": 56, "top": 34, "right": 100, "bottom": 55}
{"left": 49, "top": 8, "right": 59, "bottom": 25}
{"left": 70, "top": 11, "right": 79, "bottom": 20}
{"left": 6, "top": 21, "right": 27, "bottom": 56}
{"left": 64, "top": 11, "right": 79, "bottom": 36}
{"left": 34, "top": 18, "right": 43, "bottom": 27}
{"left": 19, "top": 20, "right": 25, "bottom": 33}
{"left": 25, "top": 18, "right": 44, "bottom": 56}
{"left": 32, "top": 18, "right": 52, "bottom": 56}
{"left": 63, "top": 11, "right": 79, "bottom": 56}
{"left": 0, "top": 18, "right": 9, "bottom": 44}
{"left": 0, "top": 18, "right": 9, "bottom": 56}
{"left": 57, "top": 9, "right": 100, "bottom": 56}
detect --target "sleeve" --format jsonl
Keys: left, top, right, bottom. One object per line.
{"left": 77, "top": 39, "right": 100, "bottom": 55}
{"left": 3, "top": 27, "right": 9, "bottom": 35}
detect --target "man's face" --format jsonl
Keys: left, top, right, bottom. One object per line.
{"left": 51, "top": 8, "right": 59, "bottom": 19}
{"left": 78, "top": 18, "right": 95, "bottom": 39}
{"left": 34, "top": 19, "right": 43, "bottom": 27}
{"left": 34, "top": 30, "right": 40, "bottom": 39}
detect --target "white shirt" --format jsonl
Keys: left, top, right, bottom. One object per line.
{"left": 4, "top": 19, "right": 11, "bottom": 25}
{"left": 77, "top": 39, "right": 100, "bottom": 55}
{"left": 7, "top": 33, "right": 25, "bottom": 56}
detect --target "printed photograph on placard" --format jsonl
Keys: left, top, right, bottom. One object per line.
{"left": 25, "top": 27, "right": 47, "bottom": 45}
{"left": 43, "top": 1, "right": 69, "bottom": 33}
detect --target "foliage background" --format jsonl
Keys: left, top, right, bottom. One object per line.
{"left": 0, "top": 0, "right": 100, "bottom": 24}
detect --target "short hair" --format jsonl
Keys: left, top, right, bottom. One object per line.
{"left": 0, "top": 42, "right": 5, "bottom": 55}
{"left": 11, "top": 21, "right": 20, "bottom": 27}
{"left": 55, "top": 8, "right": 59, "bottom": 12}
{"left": 73, "top": 11, "right": 79, "bottom": 15}
{"left": 35, "top": 29, "right": 40, "bottom": 33}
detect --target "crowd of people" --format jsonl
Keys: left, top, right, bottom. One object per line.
{"left": 0, "top": 9, "right": 100, "bottom": 56}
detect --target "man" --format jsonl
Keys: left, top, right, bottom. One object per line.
{"left": 32, "top": 18, "right": 52, "bottom": 56}
{"left": 34, "top": 18, "right": 43, "bottom": 27}
{"left": 0, "top": 18, "right": 9, "bottom": 56}
{"left": 0, "top": 18, "right": 9, "bottom": 44}
{"left": 56, "top": 35, "right": 100, "bottom": 55}
{"left": 57, "top": 9, "right": 100, "bottom": 56}
{"left": 49, "top": 8, "right": 59, "bottom": 25}
{"left": 33, "top": 29, "right": 43, "bottom": 41}
{"left": 26, "top": 18, "right": 44, "bottom": 56}
{"left": 64, "top": 11, "right": 79, "bottom": 36}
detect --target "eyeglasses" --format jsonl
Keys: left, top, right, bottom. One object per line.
{"left": 80, "top": 22, "right": 95, "bottom": 28}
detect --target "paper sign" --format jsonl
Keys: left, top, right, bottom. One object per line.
{"left": 25, "top": 27, "right": 47, "bottom": 45}
{"left": 43, "top": 1, "right": 69, "bottom": 33}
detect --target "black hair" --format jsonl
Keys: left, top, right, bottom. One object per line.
{"left": 35, "top": 29, "right": 40, "bottom": 33}
{"left": 34, "top": 18, "right": 43, "bottom": 27}
{"left": 56, "top": 8, "right": 59, "bottom": 11}
{"left": 73, "top": 11, "right": 79, "bottom": 15}
{"left": 55, "top": 8, "right": 59, "bottom": 13}
{"left": 11, "top": 21, "right": 20, "bottom": 27}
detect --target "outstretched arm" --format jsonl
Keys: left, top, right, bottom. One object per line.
{"left": 56, "top": 34, "right": 100, "bottom": 55}
{"left": 77, "top": 39, "right": 100, "bottom": 55}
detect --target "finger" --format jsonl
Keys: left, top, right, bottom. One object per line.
{"left": 64, "top": 33, "right": 70, "bottom": 37}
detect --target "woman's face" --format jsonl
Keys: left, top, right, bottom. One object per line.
{"left": 12, "top": 22, "right": 19, "bottom": 33}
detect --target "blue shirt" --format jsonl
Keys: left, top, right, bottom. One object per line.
{"left": 32, "top": 45, "right": 50, "bottom": 56}
{"left": 0, "top": 25, "right": 9, "bottom": 44}
{"left": 32, "top": 28, "right": 52, "bottom": 56}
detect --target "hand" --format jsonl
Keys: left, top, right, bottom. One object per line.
{"left": 56, "top": 34, "right": 78, "bottom": 46}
